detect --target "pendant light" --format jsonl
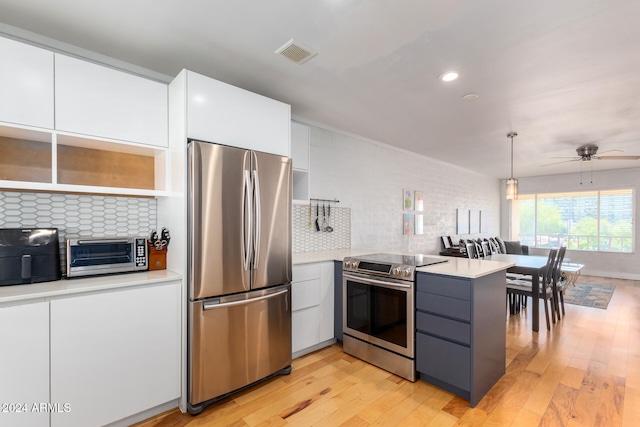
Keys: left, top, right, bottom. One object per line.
{"left": 506, "top": 132, "right": 518, "bottom": 200}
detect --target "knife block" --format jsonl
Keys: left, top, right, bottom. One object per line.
{"left": 148, "top": 245, "right": 167, "bottom": 271}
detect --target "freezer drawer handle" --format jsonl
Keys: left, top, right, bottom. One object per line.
{"left": 203, "top": 288, "right": 289, "bottom": 310}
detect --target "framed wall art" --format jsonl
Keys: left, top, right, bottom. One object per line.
{"left": 469, "top": 209, "right": 480, "bottom": 234}
{"left": 403, "top": 213, "right": 415, "bottom": 235}
{"left": 456, "top": 208, "right": 469, "bottom": 235}
{"left": 403, "top": 189, "right": 414, "bottom": 210}
{"left": 414, "top": 191, "right": 424, "bottom": 212}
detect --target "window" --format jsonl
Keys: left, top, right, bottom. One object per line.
{"left": 513, "top": 189, "right": 634, "bottom": 252}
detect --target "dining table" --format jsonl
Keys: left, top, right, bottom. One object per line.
{"left": 485, "top": 254, "right": 551, "bottom": 332}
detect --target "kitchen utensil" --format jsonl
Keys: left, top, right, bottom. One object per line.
{"left": 159, "top": 227, "right": 171, "bottom": 250}
{"left": 315, "top": 203, "right": 320, "bottom": 231}
{"left": 308, "top": 201, "right": 312, "bottom": 229}
{"left": 325, "top": 204, "right": 334, "bottom": 232}
{"left": 321, "top": 203, "right": 328, "bottom": 231}
{"left": 150, "top": 229, "right": 159, "bottom": 247}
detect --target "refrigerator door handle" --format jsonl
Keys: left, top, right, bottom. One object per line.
{"left": 242, "top": 169, "right": 253, "bottom": 271}
{"left": 202, "top": 288, "right": 288, "bottom": 310}
{"left": 252, "top": 168, "right": 261, "bottom": 269}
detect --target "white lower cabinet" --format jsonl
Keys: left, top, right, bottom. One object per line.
{"left": 0, "top": 302, "right": 50, "bottom": 427}
{"left": 49, "top": 282, "right": 181, "bottom": 427}
{"left": 291, "top": 262, "right": 334, "bottom": 357}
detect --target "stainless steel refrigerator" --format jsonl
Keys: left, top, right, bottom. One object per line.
{"left": 187, "top": 140, "right": 292, "bottom": 414}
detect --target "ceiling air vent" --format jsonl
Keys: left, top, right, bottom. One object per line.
{"left": 275, "top": 39, "right": 318, "bottom": 64}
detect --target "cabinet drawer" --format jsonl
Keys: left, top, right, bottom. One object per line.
{"left": 416, "top": 312, "right": 470, "bottom": 345}
{"left": 416, "top": 332, "right": 470, "bottom": 391}
{"left": 292, "top": 306, "right": 321, "bottom": 353}
{"left": 293, "top": 263, "right": 321, "bottom": 282}
{"left": 416, "top": 291, "right": 470, "bottom": 321}
{"left": 292, "top": 278, "right": 320, "bottom": 311}
{"left": 417, "top": 274, "right": 470, "bottom": 300}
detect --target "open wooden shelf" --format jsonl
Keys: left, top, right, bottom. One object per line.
{"left": 0, "top": 123, "right": 167, "bottom": 196}
{"left": 0, "top": 135, "right": 52, "bottom": 183}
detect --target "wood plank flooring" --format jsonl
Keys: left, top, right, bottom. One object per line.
{"left": 134, "top": 275, "right": 640, "bottom": 427}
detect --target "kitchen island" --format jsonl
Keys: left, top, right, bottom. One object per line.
{"left": 416, "top": 257, "right": 513, "bottom": 407}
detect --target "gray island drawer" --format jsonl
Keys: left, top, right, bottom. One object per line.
{"left": 416, "top": 311, "right": 470, "bottom": 345}
{"left": 416, "top": 274, "right": 471, "bottom": 300}
{"left": 416, "top": 291, "right": 471, "bottom": 321}
{"left": 416, "top": 332, "right": 470, "bottom": 391}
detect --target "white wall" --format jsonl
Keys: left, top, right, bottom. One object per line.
{"left": 502, "top": 167, "right": 640, "bottom": 280}
{"left": 306, "top": 124, "right": 501, "bottom": 254}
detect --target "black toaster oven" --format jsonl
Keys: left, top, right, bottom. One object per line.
{"left": 0, "top": 228, "right": 61, "bottom": 286}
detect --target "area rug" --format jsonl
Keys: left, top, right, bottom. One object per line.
{"left": 563, "top": 282, "right": 615, "bottom": 309}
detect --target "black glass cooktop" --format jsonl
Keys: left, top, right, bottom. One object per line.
{"left": 354, "top": 253, "right": 448, "bottom": 267}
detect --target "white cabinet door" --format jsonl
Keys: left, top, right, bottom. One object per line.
{"left": 0, "top": 302, "right": 49, "bottom": 427}
{"left": 291, "top": 262, "right": 335, "bottom": 355}
{"left": 50, "top": 282, "right": 181, "bottom": 427}
{"left": 292, "top": 307, "right": 321, "bottom": 354}
{"left": 55, "top": 54, "right": 168, "bottom": 147}
{"left": 186, "top": 71, "right": 290, "bottom": 157}
{"left": 0, "top": 37, "right": 54, "bottom": 129}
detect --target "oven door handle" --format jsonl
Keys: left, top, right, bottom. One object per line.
{"left": 343, "top": 273, "right": 411, "bottom": 289}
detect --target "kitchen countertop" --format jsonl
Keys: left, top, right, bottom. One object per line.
{"left": 0, "top": 270, "right": 182, "bottom": 305}
{"left": 293, "top": 249, "right": 514, "bottom": 279}
{"left": 417, "top": 257, "right": 515, "bottom": 279}
{"left": 292, "top": 248, "right": 379, "bottom": 264}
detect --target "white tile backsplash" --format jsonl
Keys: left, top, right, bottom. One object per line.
{"left": 292, "top": 204, "right": 350, "bottom": 252}
{"left": 0, "top": 190, "right": 156, "bottom": 271}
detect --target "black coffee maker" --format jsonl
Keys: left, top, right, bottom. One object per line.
{"left": 0, "top": 228, "right": 61, "bottom": 286}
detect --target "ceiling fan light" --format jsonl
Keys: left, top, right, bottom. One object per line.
{"left": 506, "top": 178, "right": 518, "bottom": 200}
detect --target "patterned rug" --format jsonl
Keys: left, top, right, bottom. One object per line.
{"left": 563, "top": 282, "right": 615, "bottom": 309}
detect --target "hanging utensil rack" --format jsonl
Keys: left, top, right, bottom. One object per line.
{"left": 310, "top": 198, "right": 340, "bottom": 203}
{"left": 309, "top": 198, "right": 339, "bottom": 232}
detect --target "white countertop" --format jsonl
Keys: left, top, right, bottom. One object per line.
{"left": 0, "top": 270, "right": 182, "bottom": 305}
{"left": 293, "top": 249, "right": 514, "bottom": 279}
{"left": 417, "top": 257, "right": 515, "bottom": 279}
{"left": 292, "top": 248, "right": 379, "bottom": 264}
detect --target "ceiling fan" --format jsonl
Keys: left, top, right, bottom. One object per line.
{"left": 542, "top": 144, "right": 640, "bottom": 167}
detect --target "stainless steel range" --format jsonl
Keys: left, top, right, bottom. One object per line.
{"left": 342, "top": 253, "right": 448, "bottom": 381}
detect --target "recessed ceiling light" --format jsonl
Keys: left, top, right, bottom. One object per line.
{"left": 439, "top": 71, "right": 459, "bottom": 82}
{"left": 462, "top": 93, "right": 479, "bottom": 101}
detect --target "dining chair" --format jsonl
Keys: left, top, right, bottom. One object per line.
{"left": 466, "top": 242, "right": 476, "bottom": 259}
{"left": 551, "top": 246, "right": 568, "bottom": 318}
{"left": 481, "top": 241, "right": 491, "bottom": 257}
{"left": 506, "top": 249, "right": 558, "bottom": 330}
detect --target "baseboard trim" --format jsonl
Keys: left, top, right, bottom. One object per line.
{"left": 104, "top": 399, "right": 179, "bottom": 427}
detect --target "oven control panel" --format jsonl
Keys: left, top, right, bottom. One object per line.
{"left": 390, "top": 265, "right": 415, "bottom": 279}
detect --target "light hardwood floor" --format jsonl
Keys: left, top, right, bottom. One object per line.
{"left": 135, "top": 275, "right": 640, "bottom": 426}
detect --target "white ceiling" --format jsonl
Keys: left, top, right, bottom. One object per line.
{"left": 2, "top": 0, "right": 640, "bottom": 179}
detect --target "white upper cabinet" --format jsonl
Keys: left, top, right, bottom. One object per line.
{"left": 185, "top": 70, "right": 290, "bottom": 157}
{"left": 291, "top": 122, "right": 310, "bottom": 170}
{"left": 55, "top": 54, "right": 168, "bottom": 147}
{"left": 0, "top": 37, "right": 54, "bottom": 129}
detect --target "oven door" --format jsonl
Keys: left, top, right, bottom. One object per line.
{"left": 343, "top": 272, "right": 414, "bottom": 358}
